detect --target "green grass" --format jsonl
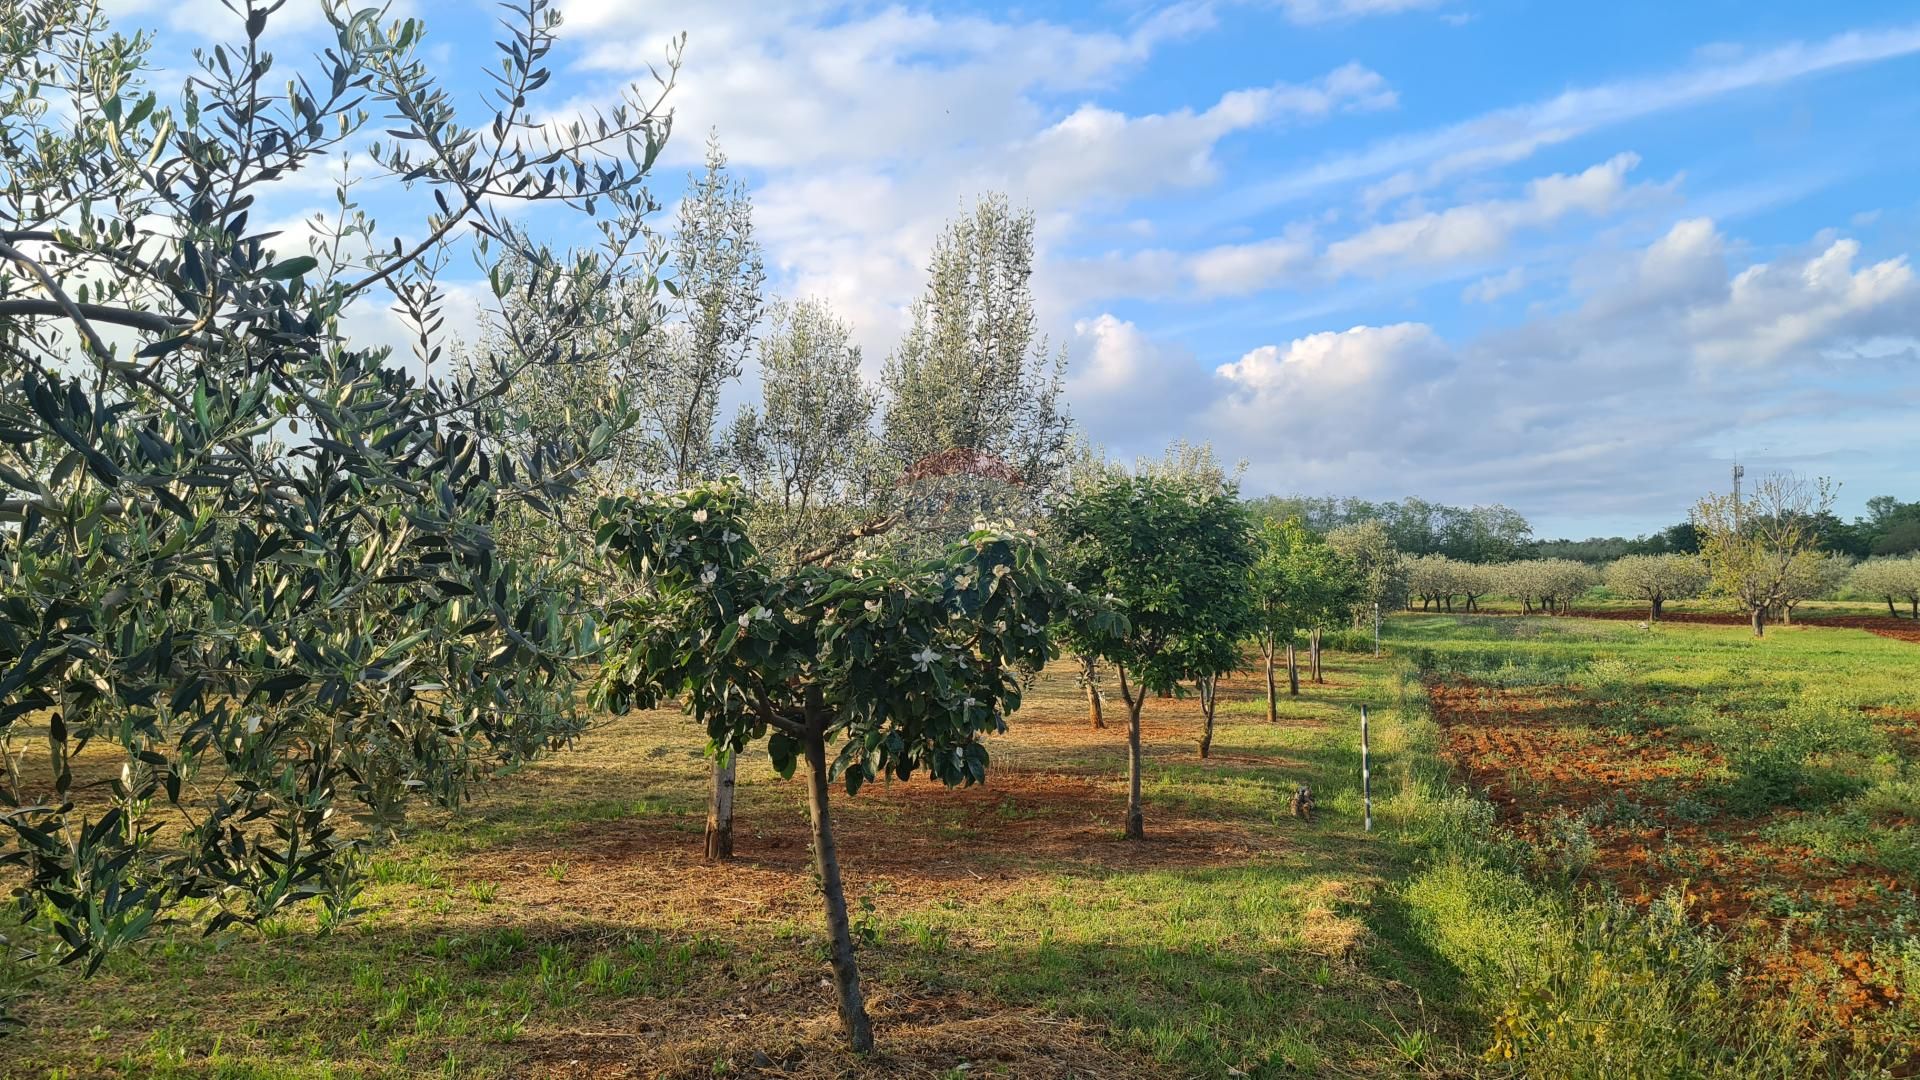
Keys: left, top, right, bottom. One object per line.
{"left": 8, "top": 613, "right": 1917, "bottom": 1077}
{"left": 1386, "top": 612, "right": 1920, "bottom": 1076}
{"left": 1, "top": 649, "right": 1484, "bottom": 1078}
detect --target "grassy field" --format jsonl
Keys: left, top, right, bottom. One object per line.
{"left": 1393, "top": 612, "right": 1920, "bottom": 1075}
{"left": 7, "top": 610, "right": 1920, "bottom": 1078}
{"left": 3, "top": 646, "right": 1486, "bottom": 1079}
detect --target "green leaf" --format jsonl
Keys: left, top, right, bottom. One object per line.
{"left": 262, "top": 256, "right": 318, "bottom": 280}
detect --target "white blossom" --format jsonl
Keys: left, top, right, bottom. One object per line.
{"left": 910, "top": 646, "right": 940, "bottom": 671}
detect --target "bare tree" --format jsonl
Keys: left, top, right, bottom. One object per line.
{"left": 1692, "top": 473, "right": 1836, "bottom": 637}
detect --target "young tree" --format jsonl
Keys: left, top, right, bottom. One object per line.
{"left": 645, "top": 132, "right": 766, "bottom": 487}
{"left": 1250, "top": 519, "right": 1355, "bottom": 718}
{"left": 1847, "top": 556, "right": 1920, "bottom": 618}
{"left": 729, "top": 298, "right": 880, "bottom": 562}
{"left": 1604, "top": 554, "right": 1708, "bottom": 620}
{"left": 1055, "top": 474, "right": 1255, "bottom": 837}
{"left": 592, "top": 483, "right": 1095, "bottom": 1052}
{"left": 880, "top": 194, "right": 1070, "bottom": 549}
{"left": 0, "top": 0, "right": 673, "bottom": 970}
{"left": 1692, "top": 473, "right": 1837, "bottom": 637}
{"left": 1327, "top": 521, "right": 1406, "bottom": 654}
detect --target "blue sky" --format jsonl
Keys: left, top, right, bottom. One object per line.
{"left": 109, "top": 0, "right": 1920, "bottom": 538}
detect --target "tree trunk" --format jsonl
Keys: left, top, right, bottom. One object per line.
{"left": 705, "top": 756, "right": 736, "bottom": 861}
{"left": 1198, "top": 676, "right": 1215, "bottom": 759}
{"left": 1782, "top": 603, "right": 1795, "bottom": 626}
{"left": 803, "top": 733, "right": 874, "bottom": 1053}
{"left": 1886, "top": 596, "right": 1898, "bottom": 618}
{"left": 1751, "top": 607, "right": 1766, "bottom": 637}
{"left": 1309, "top": 628, "right": 1323, "bottom": 683}
{"left": 1286, "top": 639, "right": 1299, "bottom": 696}
{"left": 1651, "top": 596, "right": 1664, "bottom": 620}
{"left": 1082, "top": 655, "right": 1105, "bottom": 730}
{"left": 1910, "top": 598, "right": 1917, "bottom": 620}
{"left": 1119, "top": 668, "right": 1145, "bottom": 840}
{"left": 1263, "top": 640, "right": 1278, "bottom": 723}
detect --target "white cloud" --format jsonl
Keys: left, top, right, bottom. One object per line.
{"left": 1324, "top": 153, "right": 1647, "bottom": 275}
{"left": 1188, "top": 233, "right": 1317, "bottom": 295}
{"left": 1065, "top": 314, "right": 1208, "bottom": 453}
{"left": 1015, "top": 63, "right": 1395, "bottom": 208}
{"left": 1689, "top": 236, "right": 1916, "bottom": 365}
{"left": 1462, "top": 266, "right": 1526, "bottom": 303}
{"left": 1069, "top": 219, "right": 1920, "bottom": 522}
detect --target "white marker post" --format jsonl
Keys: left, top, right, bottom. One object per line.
{"left": 1360, "top": 705, "right": 1372, "bottom": 833}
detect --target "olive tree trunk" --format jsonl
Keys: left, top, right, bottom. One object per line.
{"left": 1750, "top": 606, "right": 1766, "bottom": 637}
{"left": 1286, "top": 639, "right": 1299, "bottom": 696}
{"left": 705, "top": 757, "right": 736, "bottom": 861}
{"left": 802, "top": 732, "right": 874, "bottom": 1052}
{"left": 1309, "top": 628, "right": 1323, "bottom": 683}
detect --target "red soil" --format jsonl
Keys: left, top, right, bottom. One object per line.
{"left": 1430, "top": 677, "right": 1920, "bottom": 1039}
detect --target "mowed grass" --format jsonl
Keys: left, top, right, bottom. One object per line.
{"left": 1391, "top": 612, "right": 1920, "bottom": 1072}
{"left": 2, "top": 649, "right": 1480, "bottom": 1079}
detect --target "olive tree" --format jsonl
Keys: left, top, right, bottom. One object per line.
{"left": 1693, "top": 473, "right": 1836, "bottom": 637}
{"left": 1498, "top": 559, "right": 1596, "bottom": 615}
{"left": 728, "top": 298, "right": 881, "bottom": 563}
{"left": 0, "top": 0, "right": 672, "bottom": 972}
{"left": 880, "top": 194, "right": 1070, "bottom": 551}
{"left": 1406, "top": 554, "right": 1474, "bottom": 612}
{"left": 645, "top": 132, "right": 766, "bottom": 488}
{"left": 592, "top": 483, "right": 1102, "bottom": 1052}
{"left": 1848, "top": 556, "right": 1920, "bottom": 618}
{"left": 1779, "top": 551, "right": 1852, "bottom": 625}
{"left": 1604, "top": 554, "right": 1708, "bottom": 620}
{"left": 1054, "top": 473, "right": 1254, "bottom": 837}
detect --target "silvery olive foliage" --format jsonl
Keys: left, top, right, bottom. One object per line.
{"left": 1604, "top": 554, "right": 1709, "bottom": 620}
{"left": 0, "top": 0, "right": 674, "bottom": 973}
{"left": 1847, "top": 555, "right": 1920, "bottom": 619}
{"left": 1326, "top": 520, "right": 1409, "bottom": 622}
{"left": 590, "top": 480, "right": 1113, "bottom": 1051}
{"left": 644, "top": 132, "right": 765, "bottom": 488}
{"left": 1495, "top": 559, "right": 1599, "bottom": 615}
{"left": 880, "top": 194, "right": 1071, "bottom": 553}
{"left": 727, "top": 298, "right": 885, "bottom": 562}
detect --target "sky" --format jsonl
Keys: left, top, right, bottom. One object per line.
{"left": 104, "top": 0, "right": 1920, "bottom": 538}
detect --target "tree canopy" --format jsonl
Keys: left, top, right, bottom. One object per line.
{"left": 0, "top": 0, "right": 678, "bottom": 967}
{"left": 1054, "top": 471, "right": 1253, "bottom": 838}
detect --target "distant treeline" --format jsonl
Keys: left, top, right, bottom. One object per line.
{"left": 1252, "top": 494, "right": 1920, "bottom": 565}
{"left": 1245, "top": 495, "right": 1531, "bottom": 563}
